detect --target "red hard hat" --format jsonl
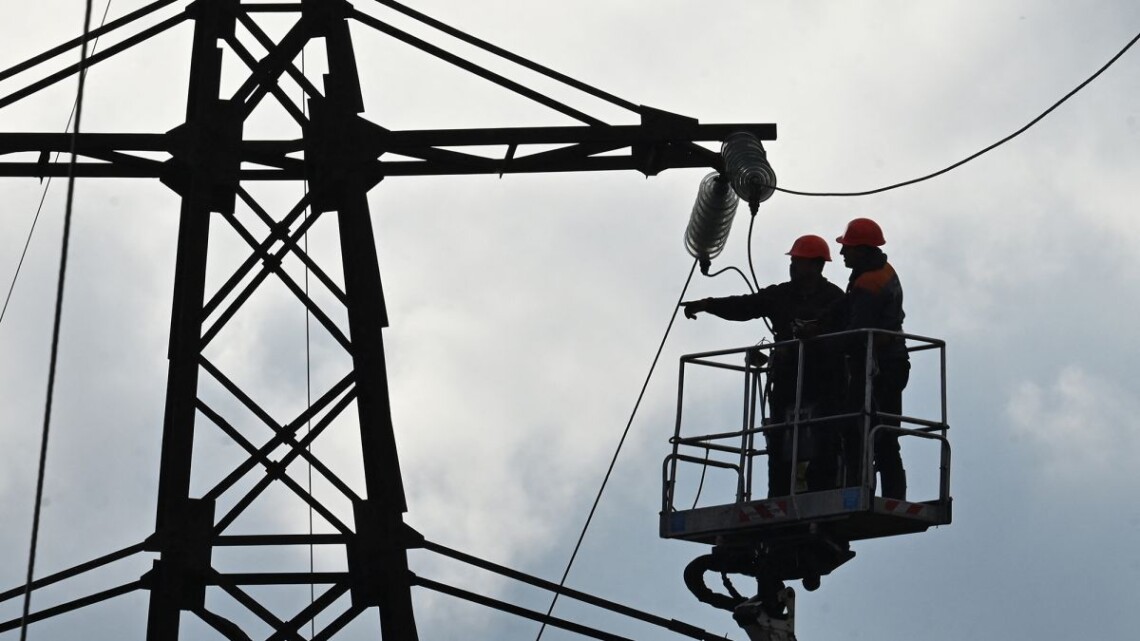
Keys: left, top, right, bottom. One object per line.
{"left": 836, "top": 218, "right": 885, "bottom": 247}
{"left": 786, "top": 234, "right": 831, "bottom": 261}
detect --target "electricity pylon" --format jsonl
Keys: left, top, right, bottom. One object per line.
{"left": 0, "top": 1, "right": 774, "bottom": 638}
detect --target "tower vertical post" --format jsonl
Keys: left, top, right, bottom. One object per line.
{"left": 146, "top": 1, "right": 237, "bottom": 638}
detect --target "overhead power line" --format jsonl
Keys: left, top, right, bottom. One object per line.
{"left": 21, "top": 3, "right": 96, "bottom": 640}
{"left": 368, "top": 0, "right": 1140, "bottom": 198}
{"left": 535, "top": 259, "right": 699, "bottom": 641}
{"left": 776, "top": 26, "right": 1140, "bottom": 197}
{"left": 0, "top": 0, "right": 116, "bottom": 331}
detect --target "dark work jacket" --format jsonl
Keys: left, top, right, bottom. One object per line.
{"left": 701, "top": 279, "right": 845, "bottom": 410}
{"left": 835, "top": 252, "right": 908, "bottom": 364}
{"left": 700, "top": 279, "right": 844, "bottom": 342}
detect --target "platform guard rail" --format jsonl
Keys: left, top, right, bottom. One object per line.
{"left": 662, "top": 329, "right": 950, "bottom": 520}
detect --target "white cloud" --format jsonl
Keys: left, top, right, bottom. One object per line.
{"left": 1007, "top": 365, "right": 1140, "bottom": 484}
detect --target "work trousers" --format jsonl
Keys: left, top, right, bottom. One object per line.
{"left": 844, "top": 359, "right": 910, "bottom": 500}
{"left": 766, "top": 384, "right": 841, "bottom": 497}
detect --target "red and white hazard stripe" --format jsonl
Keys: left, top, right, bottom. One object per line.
{"left": 737, "top": 500, "right": 790, "bottom": 523}
{"left": 882, "top": 499, "right": 924, "bottom": 516}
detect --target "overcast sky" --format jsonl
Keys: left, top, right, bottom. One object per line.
{"left": 2, "top": 1, "right": 1140, "bottom": 640}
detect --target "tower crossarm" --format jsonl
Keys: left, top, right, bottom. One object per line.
{"left": 0, "top": 122, "right": 775, "bottom": 179}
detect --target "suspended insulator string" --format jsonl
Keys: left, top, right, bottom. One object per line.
{"left": 776, "top": 26, "right": 1140, "bottom": 197}
{"left": 21, "top": 2, "right": 95, "bottom": 640}
{"left": 0, "top": 0, "right": 115, "bottom": 331}
{"left": 534, "top": 259, "right": 698, "bottom": 641}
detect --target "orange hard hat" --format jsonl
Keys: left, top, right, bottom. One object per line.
{"left": 786, "top": 234, "right": 831, "bottom": 261}
{"left": 836, "top": 218, "right": 885, "bottom": 247}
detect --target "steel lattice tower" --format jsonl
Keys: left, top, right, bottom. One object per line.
{"left": 0, "top": 1, "right": 774, "bottom": 638}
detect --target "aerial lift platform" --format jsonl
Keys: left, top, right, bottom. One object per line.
{"left": 661, "top": 329, "right": 952, "bottom": 640}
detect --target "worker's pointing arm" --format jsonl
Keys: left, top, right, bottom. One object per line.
{"left": 681, "top": 288, "right": 776, "bottom": 321}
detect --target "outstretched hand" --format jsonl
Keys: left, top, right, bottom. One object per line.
{"left": 681, "top": 300, "right": 706, "bottom": 320}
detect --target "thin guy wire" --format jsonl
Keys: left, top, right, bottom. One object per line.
{"left": 534, "top": 259, "right": 698, "bottom": 641}
{"left": 367, "top": 0, "right": 641, "bottom": 114}
{"left": 300, "top": 45, "right": 317, "bottom": 641}
{"left": 775, "top": 26, "right": 1140, "bottom": 197}
{"left": 21, "top": 2, "right": 95, "bottom": 639}
{"left": 0, "top": 0, "right": 115, "bottom": 331}
{"left": 0, "top": 183, "right": 54, "bottom": 329}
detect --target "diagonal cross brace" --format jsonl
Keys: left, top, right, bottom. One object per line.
{"left": 197, "top": 361, "right": 358, "bottom": 502}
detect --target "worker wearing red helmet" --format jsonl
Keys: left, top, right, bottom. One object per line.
{"left": 833, "top": 217, "right": 909, "bottom": 500}
{"left": 682, "top": 235, "right": 845, "bottom": 496}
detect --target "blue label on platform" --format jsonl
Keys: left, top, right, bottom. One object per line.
{"left": 670, "top": 512, "right": 687, "bottom": 532}
{"left": 843, "top": 488, "right": 860, "bottom": 510}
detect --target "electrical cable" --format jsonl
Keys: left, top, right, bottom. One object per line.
{"left": 0, "top": 0, "right": 115, "bottom": 332}
{"left": 690, "top": 448, "right": 711, "bottom": 510}
{"left": 300, "top": 46, "right": 317, "bottom": 641}
{"left": 703, "top": 265, "right": 754, "bottom": 294}
{"left": 368, "top": 0, "right": 641, "bottom": 114}
{"left": 775, "top": 26, "right": 1140, "bottom": 197}
{"left": 367, "top": 4, "right": 1138, "bottom": 199}
{"left": 304, "top": 219, "right": 315, "bottom": 641}
{"left": 534, "top": 259, "right": 699, "bottom": 641}
{"left": 686, "top": 210, "right": 769, "bottom": 514}
{"left": 20, "top": 2, "right": 95, "bottom": 640}
{"left": 369, "top": 0, "right": 1138, "bottom": 203}
{"left": 0, "top": 182, "right": 54, "bottom": 330}
{"left": 744, "top": 212, "right": 774, "bottom": 336}
{"left": 745, "top": 214, "right": 760, "bottom": 292}
{"left": 6, "top": 5, "right": 1124, "bottom": 637}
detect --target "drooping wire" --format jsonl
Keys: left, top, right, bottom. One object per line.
{"left": 534, "top": 259, "right": 698, "bottom": 641}
{"left": 703, "top": 265, "right": 754, "bottom": 294}
{"left": 380, "top": 0, "right": 1138, "bottom": 204}
{"left": 775, "top": 26, "right": 1140, "bottom": 197}
{"left": 690, "top": 448, "right": 711, "bottom": 510}
{"left": 0, "top": 0, "right": 115, "bottom": 332}
{"left": 745, "top": 214, "right": 760, "bottom": 292}
{"left": 744, "top": 212, "right": 774, "bottom": 336}
{"left": 20, "top": 2, "right": 95, "bottom": 640}
{"left": 365, "top": 0, "right": 1130, "bottom": 202}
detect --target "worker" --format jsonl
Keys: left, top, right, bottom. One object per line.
{"left": 682, "top": 235, "right": 845, "bottom": 496}
{"left": 832, "top": 217, "right": 909, "bottom": 500}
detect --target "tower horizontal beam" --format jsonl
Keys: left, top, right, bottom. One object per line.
{"left": 0, "top": 122, "right": 775, "bottom": 179}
